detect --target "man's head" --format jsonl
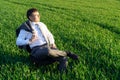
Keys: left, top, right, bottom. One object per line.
{"left": 27, "top": 8, "right": 40, "bottom": 22}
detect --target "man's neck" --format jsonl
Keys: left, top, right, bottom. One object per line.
{"left": 29, "top": 20, "right": 40, "bottom": 25}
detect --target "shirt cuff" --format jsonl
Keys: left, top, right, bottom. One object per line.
{"left": 26, "top": 39, "right": 31, "bottom": 44}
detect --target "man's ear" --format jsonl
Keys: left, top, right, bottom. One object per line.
{"left": 28, "top": 16, "right": 32, "bottom": 21}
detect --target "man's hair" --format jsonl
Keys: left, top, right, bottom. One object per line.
{"left": 26, "top": 8, "right": 39, "bottom": 20}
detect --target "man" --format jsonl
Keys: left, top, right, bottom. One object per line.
{"left": 16, "top": 8, "right": 78, "bottom": 72}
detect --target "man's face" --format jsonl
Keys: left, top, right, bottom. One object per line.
{"left": 29, "top": 11, "right": 40, "bottom": 22}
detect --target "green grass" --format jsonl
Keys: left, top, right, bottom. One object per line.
{"left": 0, "top": 0, "right": 120, "bottom": 80}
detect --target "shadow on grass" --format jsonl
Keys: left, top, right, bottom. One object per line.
{"left": 0, "top": 44, "right": 77, "bottom": 75}
{"left": 0, "top": 44, "right": 55, "bottom": 73}
{"left": 0, "top": 44, "right": 80, "bottom": 80}
{"left": 93, "top": 22, "right": 120, "bottom": 34}
{"left": 81, "top": 18, "right": 120, "bottom": 34}
{"left": 0, "top": 45, "right": 30, "bottom": 66}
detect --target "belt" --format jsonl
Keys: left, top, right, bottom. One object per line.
{"left": 32, "top": 43, "right": 47, "bottom": 49}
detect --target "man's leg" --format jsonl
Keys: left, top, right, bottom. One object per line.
{"left": 31, "top": 46, "right": 49, "bottom": 59}
{"left": 30, "top": 46, "right": 50, "bottom": 66}
{"left": 32, "top": 44, "right": 79, "bottom": 60}
{"left": 30, "top": 45, "right": 78, "bottom": 72}
{"left": 53, "top": 56, "right": 68, "bottom": 72}
{"left": 48, "top": 49, "right": 67, "bottom": 57}
{"left": 48, "top": 48, "right": 79, "bottom": 60}
{"left": 30, "top": 55, "right": 56, "bottom": 66}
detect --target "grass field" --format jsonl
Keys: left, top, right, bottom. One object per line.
{"left": 0, "top": 0, "right": 120, "bottom": 80}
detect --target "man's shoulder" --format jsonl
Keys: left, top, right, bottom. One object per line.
{"left": 39, "top": 22, "right": 47, "bottom": 27}
{"left": 20, "top": 20, "right": 30, "bottom": 27}
{"left": 17, "top": 20, "right": 32, "bottom": 32}
{"left": 39, "top": 22, "right": 45, "bottom": 25}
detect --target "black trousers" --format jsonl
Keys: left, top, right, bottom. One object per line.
{"left": 30, "top": 44, "right": 67, "bottom": 70}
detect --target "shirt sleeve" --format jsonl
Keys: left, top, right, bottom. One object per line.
{"left": 47, "top": 29, "right": 55, "bottom": 44}
{"left": 16, "top": 29, "right": 30, "bottom": 46}
{"left": 43, "top": 23, "right": 55, "bottom": 44}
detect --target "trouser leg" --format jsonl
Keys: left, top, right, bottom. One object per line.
{"left": 30, "top": 45, "right": 53, "bottom": 65}
{"left": 30, "top": 55, "right": 67, "bottom": 72}
{"left": 48, "top": 49, "right": 67, "bottom": 57}
{"left": 53, "top": 56, "right": 68, "bottom": 72}
{"left": 31, "top": 45, "right": 67, "bottom": 58}
{"left": 30, "top": 55, "right": 56, "bottom": 66}
{"left": 30, "top": 45, "right": 68, "bottom": 69}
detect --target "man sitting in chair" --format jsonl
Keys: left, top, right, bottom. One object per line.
{"left": 16, "top": 8, "right": 79, "bottom": 72}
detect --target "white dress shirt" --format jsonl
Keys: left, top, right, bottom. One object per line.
{"left": 16, "top": 21, "right": 55, "bottom": 48}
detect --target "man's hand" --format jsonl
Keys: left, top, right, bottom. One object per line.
{"left": 29, "top": 33, "right": 38, "bottom": 44}
{"left": 50, "top": 44, "right": 57, "bottom": 49}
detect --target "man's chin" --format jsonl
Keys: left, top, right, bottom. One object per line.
{"left": 34, "top": 20, "right": 40, "bottom": 22}
{"left": 30, "top": 20, "right": 40, "bottom": 22}
{"left": 32, "top": 21, "right": 40, "bottom": 23}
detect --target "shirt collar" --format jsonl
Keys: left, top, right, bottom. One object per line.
{"left": 30, "top": 21, "right": 40, "bottom": 26}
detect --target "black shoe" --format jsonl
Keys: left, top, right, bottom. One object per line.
{"left": 66, "top": 51, "right": 79, "bottom": 60}
{"left": 57, "top": 57, "right": 68, "bottom": 72}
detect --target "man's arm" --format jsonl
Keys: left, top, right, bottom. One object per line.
{"left": 40, "top": 22, "right": 57, "bottom": 48}
{"left": 16, "top": 29, "right": 30, "bottom": 46}
{"left": 44, "top": 25, "right": 57, "bottom": 48}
